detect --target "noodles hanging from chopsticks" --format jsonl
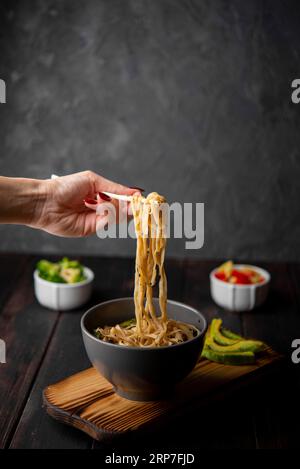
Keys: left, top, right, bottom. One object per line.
{"left": 95, "top": 192, "right": 198, "bottom": 347}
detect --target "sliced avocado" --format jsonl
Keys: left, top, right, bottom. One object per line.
{"left": 206, "top": 335, "right": 266, "bottom": 353}
{"left": 202, "top": 346, "right": 256, "bottom": 365}
{"left": 202, "top": 320, "right": 268, "bottom": 365}
{"left": 119, "top": 318, "right": 136, "bottom": 328}
{"left": 222, "top": 328, "right": 244, "bottom": 341}
{"left": 211, "top": 319, "right": 241, "bottom": 346}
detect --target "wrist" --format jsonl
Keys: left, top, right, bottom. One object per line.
{"left": 27, "top": 179, "right": 49, "bottom": 227}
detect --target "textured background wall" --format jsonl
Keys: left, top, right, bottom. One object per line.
{"left": 0, "top": 0, "right": 299, "bottom": 260}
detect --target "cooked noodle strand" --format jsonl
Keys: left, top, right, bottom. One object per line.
{"left": 96, "top": 192, "right": 198, "bottom": 346}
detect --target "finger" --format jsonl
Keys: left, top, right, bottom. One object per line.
{"left": 96, "top": 199, "right": 122, "bottom": 225}
{"left": 95, "top": 214, "right": 109, "bottom": 232}
{"left": 91, "top": 172, "right": 144, "bottom": 196}
{"left": 84, "top": 198, "right": 98, "bottom": 210}
{"left": 88, "top": 192, "right": 130, "bottom": 222}
{"left": 80, "top": 211, "right": 99, "bottom": 237}
{"left": 84, "top": 197, "right": 121, "bottom": 222}
{"left": 84, "top": 188, "right": 133, "bottom": 225}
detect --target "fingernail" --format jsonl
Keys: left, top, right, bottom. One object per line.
{"left": 98, "top": 191, "right": 112, "bottom": 201}
{"left": 129, "top": 186, "right": 144, "bottom": 192}
{"left": 84, "top": 197, "right": 97, "bottom": 205}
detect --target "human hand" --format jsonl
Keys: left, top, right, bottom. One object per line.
{"left": 33, "top": 171, "right": 141, "bottom": 237}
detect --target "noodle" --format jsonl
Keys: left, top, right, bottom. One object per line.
{"left": 95, "top": 192, "right": 198, "bottom": 347}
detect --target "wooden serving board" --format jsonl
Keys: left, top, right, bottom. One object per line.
{"left": 43, "top": 347, "right": 282, "bottom": 442}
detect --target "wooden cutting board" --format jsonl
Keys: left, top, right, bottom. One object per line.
{"left": 43, "top": 347, "right": 282, "bottom": 442}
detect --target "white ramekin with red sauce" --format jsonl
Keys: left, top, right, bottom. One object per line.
{"left": 210, "top": 263, "right": 270, "bottom": 312}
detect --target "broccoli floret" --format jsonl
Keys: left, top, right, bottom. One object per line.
{"left": 37, "top": 258, "right": 86, "bottom": 284}
{"left": 60, "top": 267, "right": 83, "bottom": 283}
{"left": 37, "top": 260, "right": 66, "bottom": 283}
{"left": 59, "top": 257, "right": 81, "bottom": 269}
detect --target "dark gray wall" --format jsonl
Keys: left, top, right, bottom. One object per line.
{"left": 0, "top": 0, "right": 299, "bottom": 260}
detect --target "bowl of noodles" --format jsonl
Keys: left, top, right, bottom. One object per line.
{"left": 81, "top": 297, "right": 207, "bottom": 401}
{"left": 81, "top": 192, "right": 207, "bottom": 401}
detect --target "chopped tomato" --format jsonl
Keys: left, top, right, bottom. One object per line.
{"left": 231, "top": 269, "right": 251, "bottom": 284}
{"left": 215, "top": 271, "right": 226, "bottom": 281}
{"left": 214, "top": 261, "right": 265, "bottom": 285}
{"left": 250, "top": 273, "right": 264, "bottom": 284}
{"left": 240, "top": 268, "right": 264, "bottom": 284}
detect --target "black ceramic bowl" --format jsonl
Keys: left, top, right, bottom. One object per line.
{"left": 81, "top": 297, "right": 207, "bottom": 401}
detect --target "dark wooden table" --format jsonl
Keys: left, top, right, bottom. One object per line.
{"left": 0, "top": 254, "right": 299, "bottom": 450}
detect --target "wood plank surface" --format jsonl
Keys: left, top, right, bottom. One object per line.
{"left": 0, "top": 255, "right": 60, "bottom": 448}
{"left": 43, "top": 347, "right": 282, "bottom": 442}
{"left": 180, "top": 259, "right": 257, "bottom": 449}
{"left": 0, "top": 253, "right": 28, "bottom": 310}
{"left": 0, "top": 255, "right": 299, "bottom": 449}
{"left": 241, "top": 262, "right": 300, "bottom": 448}
{"left": 9, "top": 256, "right": 133, "bottom": 449}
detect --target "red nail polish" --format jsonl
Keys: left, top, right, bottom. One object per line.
{"left": 129, "top": 187, "right": 145, "bottom": 192}
{"left": 98, "top": 192, "right": 112, "bottom": 201}
{"left": 84, "top": 197, "right": 97, "bottom": 205}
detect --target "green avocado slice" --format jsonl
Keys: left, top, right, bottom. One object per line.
{"left": 202, "top": 347, "right": 256, "bottom": 365}
{"left": 206, "top": 335, "right": 265, "bottom": 353}
{"left": 222, "top": 328, "right": 244, "bottom": 341}
{"left": 211, "top": 319, "right": 241, "bottom": 346}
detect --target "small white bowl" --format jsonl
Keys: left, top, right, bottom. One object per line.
{"left": 210, "top": 264, "right": 270, "bottom": 312}
{"left": 34, "top": 267, "right": 94, "bottom": 311}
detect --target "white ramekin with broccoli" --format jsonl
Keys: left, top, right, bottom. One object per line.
{"left": 34, "top": 258, "right": 94, "bottom": 310}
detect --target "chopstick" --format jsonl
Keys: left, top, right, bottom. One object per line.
{"left": 101, "top": 191, "right": 132, "bottom": 202}
{"left": 51, "top": 174, "right": 156, "bottom": 206}
{"left": 101, "top": 191, "right": 159, "bottom": 205}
